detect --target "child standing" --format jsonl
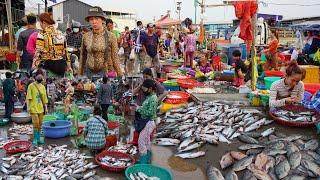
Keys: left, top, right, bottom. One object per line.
{"left": 84, "top": 105, "right": 108, "bottom": 153}
{"left": 184, "top": 27, "right": 197, "bottom": 68}
{"left": 132, "top": 79, "right": 158, "bottom": 164}
{"left": 232, "top": 50, "right": 247, "bottom": 87}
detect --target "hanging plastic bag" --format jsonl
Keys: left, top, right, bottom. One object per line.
{"left": 314, "top": 49, "right": 320, "bottom": 63}
{"left": 129, "top": 49, "right": 136, "bottom": 60}
{"left": 118, "top": 47, "right": 124, "bottom": 56}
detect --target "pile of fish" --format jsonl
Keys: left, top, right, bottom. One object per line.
{"left": 128, "top": 172, "right": 160, "bottom": 180}
{"left": 155, "top": 101, "right": 272, "bottom": 159}
{"left": 98, "top": 155, "right": 133, "bottom": 168}
{"left": 8, "top": 123, "right": 33, "bottom": 137}
{"left": 272, "top": 109, "right": 318, "bottom": 122}
{"left": 107, "top": 143, "right": 138, "bottom": 156}
{"left": 0, "top": 145, "right": 99, "bottom": 180}
{"left": 207, "top": 132, "right": 320, "bottom": 180}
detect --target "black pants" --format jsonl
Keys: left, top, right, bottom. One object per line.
{"left": 5, "top": 99, "right": 14, "bottom": 120}
{"left": 42, "top": 60, "right": 67, "bottom": 75}
{"left": 101, "top": 104, "right": 110, "bottom": 121}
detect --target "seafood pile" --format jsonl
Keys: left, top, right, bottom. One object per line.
{"left": 107, "top": 143, "right": 138, "bottom": 156}
{"left": 8, "top": 123, "right": 33, "bottom": 137}
{"left": 207, "top": 132, "right": 320, "bottom": 179}
{"left": 272, "top": 109, "right": 318, "bottom": 122}
{"left": 128, "top": 172, "right": 160, "bottom": 180}
{"left": 155, "top": 101, "right": 272, "bottom": 159}
{"left": 0, "top": 145, "right": 99, "bottom": 179}
{"left": 98, "top": 155, "right": 133, "bottom": 167}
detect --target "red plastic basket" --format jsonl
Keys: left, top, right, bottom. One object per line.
{"left": 3, "top": 140, "right": 32, "bottom": 154}
{"left": 304, "top": 83, "right": 320, "bottom": 95}
{"left": 108, "top": 122, "right": 119, "bottom": 129}
{"left": 269, "top": 105, "right": 320, "bottom": 127}
{"left": 265, "top": 71, "right": 284, "bottom": 77}
{"left": 95, "top": 150, "right": 135, "bottom": 172}
{"left": 5, "top": 52, "right": 16, "bottom": 62}
{"left": 177, "top": 79, "right": 200, "bottom": 89}
{"left": 164, "top": 91, "right": 190, "bottom": 104}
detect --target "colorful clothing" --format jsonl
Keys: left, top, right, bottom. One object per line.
{"left": 142, "top": 34, "right": 159, "bottom": 58}
{"left": 138, "top": 120, "right": 156, "bottom": 154}
{"left": 79, "top": 29, "right": 123, "bottom": 76}
{"left": 26, "top": 82, "right": 48, "bottom": 114}
{"left": 15, "top": 27, "right": 26, "bottom": 43}
{"left": 34, "top": 25, "right": 70, "bottom": 64}
{"left": 137, "top": 94, "right": 158, "bottom": 120}
{"left": 17, "top": 28, "right": 37, "bottom": 70}
{"left": 185, "top": 34, "right": 196, "bottom": 53}
{"left": 136, "top": 80, "right": 165, "bottom": 106}
{"left": 302, "top": 91, "right": 320, "bottom": 112}
{"left": 131, "top": 28, "right": 146, "bottom": 53}
{"left": 121, "top": 31, "right": 132, "bottom": 48}
{"left": 199, "top": 63, "right": 212, "bottom": 74}
{"left": 269, "top": 79, "right": 304, "bottom": 108}
{"left": 84, "top": 116, "right": 108, "bottom": 150}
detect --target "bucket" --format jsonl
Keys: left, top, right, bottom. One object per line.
{"left": 106, "top": 135, "right": 117, "bottom": 147}
{"left": 260, "top": 95, "right": 270, "bottom": 107}
{"left": 42, "top": 120, "right": 72, "bottom": 138}
{"left": 264, "top": 77, "right": 281, "bottom": 90}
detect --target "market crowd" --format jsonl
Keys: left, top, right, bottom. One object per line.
{"left": 2, "top": 5, "right": 320, "bottom": 165}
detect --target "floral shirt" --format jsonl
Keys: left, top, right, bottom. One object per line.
{"left": 79, "top": 29, "right": 123, "bottom": 76}
{"left": 33, "top": 26, "right": 70, "bottom": 65}
{"left": 84, "top": 115, "right": 108, "bottom": 150}
{"left": 137, "top": 94, "right": 158, "bottom": 120}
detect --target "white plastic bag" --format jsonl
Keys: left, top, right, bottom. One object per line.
{"left": 129, "top": 48, "right": 136, "bottom": 60}
{"left": 118, "top": 47, "right": 124, "bottom": 56}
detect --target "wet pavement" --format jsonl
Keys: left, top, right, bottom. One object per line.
{"left": 0, "top": 110, "right": 318, "bottom": 180}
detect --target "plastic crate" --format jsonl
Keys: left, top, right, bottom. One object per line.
{"left": 163, "top": 84, "right": 180, "bottom": 91}
{"left": 300, "top": 65, "right": 320, "bottom": 83}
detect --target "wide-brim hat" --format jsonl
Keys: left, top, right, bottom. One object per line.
{"left": 85, "top": 6, "right": 106, "bottom": 22}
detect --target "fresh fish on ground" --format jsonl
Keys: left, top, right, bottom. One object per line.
{"left": 275, "top": 158, "right": 290, "bottom": 179}
{"left": 232, "top": 155, "right": 254, "bottom": 172}
{"left": 220, "top": 153, "right": 235, "bottom": 169}
{"left": 301, "top": 159, "right": 320, "bottom": 176}
{"left": 175, "top": 151, "right": 206, "bottom": 159}
{"left": 238, "top": 135, "right": 259, "bottom": 144}
{"left": 224, "top": 171, "right": 238, "bottom": 180}
{"left": 303, "top": 139, "right": 319, "bottom": 151}
{"left": 261, "top": 128, "right": 275, "bottom": 137}
{"left": 238, "top": 144, "right": 264, "bottom": 151}
{"left": 207, "top": 165, "right": 225, "bottom": 180}
{"left": 230, "top": 151, "right": 247, "bottom": 161}
{"left": 129, "top": 172, "right": 160, "bottom": 180}
{"left": 288, "top": 151, "right": 301, "bottom": 169}
{"left": 247, "top": 164, "right": 272, "bottom": 180}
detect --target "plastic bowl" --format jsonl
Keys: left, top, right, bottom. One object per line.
{"left": 42, "top": 120, "right": 72, "bottom": 138}
{"left": 4, "top": 140, "right": 32, "bottom": 154}
{"left": 164, "top": 91, "right": 190, "bottom": 104}
{"left": 11, "top": 112, "right": 31, "bottom": 124}
{"left": 304, "top": 83, "right": 320, "bottom": 95}
{"left": 265, "top": 71, "right": 284, "bottom": 77}
{"left": 96, "top": 150, "right": 135, "bottom": 172}
{"left": 125, "top": 164, "right": 173, "bottom": 180}
{"left": 264, "top": 77, "right": 281, "bottom": 90}
{"left": 177, "top": 79, "right": 199, "bottom": 89}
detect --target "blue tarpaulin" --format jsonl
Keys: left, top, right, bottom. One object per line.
{"left": 290, "top": 21, "right": 320, "bottom": 31}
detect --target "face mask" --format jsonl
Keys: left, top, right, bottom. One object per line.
{"left": 73, "top": 28, "right": 80, "bottom": 33}
{"left": 36, "top": 79, "right": 43, "bottom": 83}
{"left": 143, "top": 90, "right": 150, "bottom": 96}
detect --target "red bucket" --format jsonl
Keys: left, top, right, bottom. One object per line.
{"left": 107, "top": 122, "right": 119, "bottom": 129}
{"left": 304, "top": 83, "right": 320, "bottom": 95}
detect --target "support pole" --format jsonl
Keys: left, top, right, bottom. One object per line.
{"left": 251, "top": 0, "right": 258, "bottom": 91}
{"left": 194, "top": 0, "right": 197, "bottom": 24}
{"left": 5, "top": 0, "right": 13, "bottom": 51}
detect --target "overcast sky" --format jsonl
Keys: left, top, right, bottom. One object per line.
{"left": 26, "top": 0, "right": 320, "bottom": 22}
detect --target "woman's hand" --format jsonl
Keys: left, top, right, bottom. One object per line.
{"left": 285, "top": 97, "right": 298, "bottom": 105}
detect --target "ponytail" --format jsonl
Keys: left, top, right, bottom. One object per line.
{"left": 286, "top": 61, "right": 304, "bottom": 77}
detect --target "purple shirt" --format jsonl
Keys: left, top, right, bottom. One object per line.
{"left": 142, "top": 33, "right": 159, "bottom": 57}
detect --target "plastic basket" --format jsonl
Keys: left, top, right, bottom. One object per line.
{"left": 0, "top": 118, "right": 9, "bottom": 126}
{"left": 125, "top": 164, "right": 173, "bottom": 180}
{"left": 264, "top": 77, "right": 281, "bottom": 90}
{"left": 3, "top": 140, "right": 32, "bottom": 154}
{"left": 304, "top": 83, "right": 320, "bottom": 95}
{"left": 95, "top": 150, "right": 136, "bottom": 172}
{"left": 260, "top": 95, "right": 269, "bottom": 107}
{"left": 269, "top": 105, "right": 320, "bottom": 127}
{"left": 265, "top": 71, "right": 284, "bottom": 77}
{"left": 42, "top": 120, "right": 72, "bottom": 138}
{"left": 164, "top": 91, "right": 190, "bottom": 104}
{"left": 177, "top": 79, "right": 199, "bottom": 89}
{"left": 163, "top": 80, "right": 178, "bottom": 86}
{"left": 108, "top": 122, "right": 119, "bottom": 129}
{"left": 163, "top": 84, "right": 180, "bottom": 91}
{"left": 43, "top": 115, "right": 57, "bottom": 122}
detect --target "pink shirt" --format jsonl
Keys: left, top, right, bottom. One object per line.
{"left": 26, "top": 32, "right": 38, "bottom": 56}
{"left": 185, "top": 34, "right": 196, "bottom": 52}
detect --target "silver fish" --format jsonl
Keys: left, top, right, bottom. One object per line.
{"left": 275, "top": 158, "right": 290, "bottom": 179}
{"left": 232, "top": 155, "right": 254, "bottom": 172}
{"left": 288, "top": 151, "right": 301, "bottom": 169}
{"left": 83, "top": 170, "right": 96, "bottom": 179}
{"left": 178, "top": 142, "right": 204, "bottom": 153}
{"left": 175, "top": 151, "right": 206, "bottom": 159}
{"left": 238, "top": 135, "right": 258, "bottom": 144}
{"left": 207, "top": 165, "right": 225, "bottom": 180}
{"left": 224, "top": 171, "right": 238, "bottom": 180}
{"left": 238, "top": 144, "right": 264, "bottom": 151}
{"left": 303, "top": 139, "right": 319, "bottom": 151}
{"left": 261, "top": 128, "right": 275, "bottom": 137}
{"left": 301, "top": 159, "right": 320, "bottom": 176}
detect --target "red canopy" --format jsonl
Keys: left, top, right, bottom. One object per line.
{"left": 155, "top": 15, "right": 181, "bottom": 27}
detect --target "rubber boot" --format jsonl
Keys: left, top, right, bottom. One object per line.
{"left": 137, "top": 153, "right": 150, "bottom": 164}
{"left": 128, "top": 131, "right": 139, "bottom": 145}
{"left": 37, "top": 130, "right": 44, "bottom": 144}
{"left": 32, "top": 130, "right": 38, "bottom": 145}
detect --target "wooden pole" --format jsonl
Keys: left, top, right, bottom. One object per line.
{"left": 5, "top": 0, "right": 13, "bottom": 51}
{"left": 45, "top": 0, "right": 48, "bottom": 13}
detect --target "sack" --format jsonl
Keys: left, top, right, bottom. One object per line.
{"left": 314, "top": 49, "right": 320, "bottom": 63}
{"left": 129, "top": 49, "right": 136, "bottom": 60}
{"left": 118, "top": 47, "right": 124, "bottom": 56}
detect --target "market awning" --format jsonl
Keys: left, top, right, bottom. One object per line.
{"left": 155, "top": 15, "right": 181, "bottom": 27}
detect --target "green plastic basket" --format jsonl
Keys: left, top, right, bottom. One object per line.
{"left": 125, "top": 164, "right": 173, "bottom": 180}
{"left": 264, "top": 77, "right": 281, "bottom": 90}
{"left": 43, "top": 115, "right": 57, "bottom": 122}
{"left": 163, "top": 80, "right": 178, "bottom": 86}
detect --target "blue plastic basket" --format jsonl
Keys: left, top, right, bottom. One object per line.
{"left": 42, "top": 120, "right": 72, "bottom": 138}
{"left": 125, "top": 164, "right": 173, "bottom": 180}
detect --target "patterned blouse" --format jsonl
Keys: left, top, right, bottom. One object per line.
{"left": 33, "top": 26, "right": 70, "bottom": 65}
{"left": 79, "top": 29, "right": 123, "bottom": 76}
{"left": 84, "top": 115, "right": 108, "bottom": 150}
{"left": 137, "top": 94, "right": 158, "bottom": 120}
